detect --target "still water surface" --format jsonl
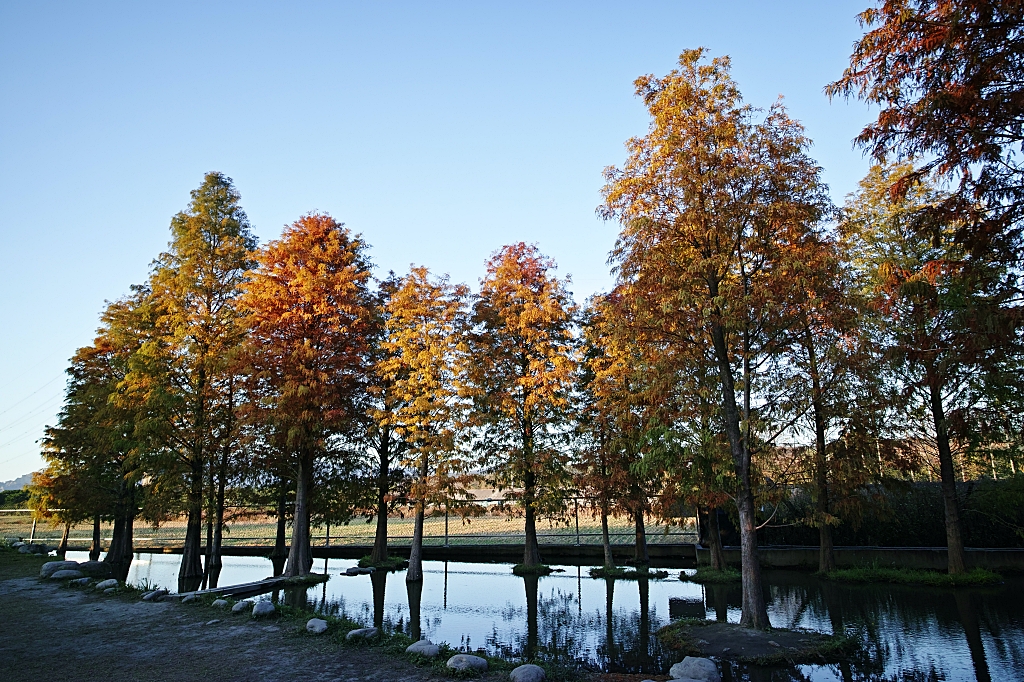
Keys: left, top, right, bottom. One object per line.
{"left": 67, "top": 551, "right": 1024, "bottom": 681}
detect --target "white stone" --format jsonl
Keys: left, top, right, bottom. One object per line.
{"left": 40, "top": 560, "right": 79, "bottom": 578}
{"left": 211, "top": 599, "right": 229, "bottom": 609}
{"left": 232, "top": 600, "right": 253, "bottom": 613}
{"left": 104, "top": 588, "right": 117, "bottom": 594}
{"left": 345, "top": 627, "right": 379, "bottom": 640}
{"left": 306, "top": 618, "right": 328, "bottom": 634}
{"left": 669, "top": 657, "right": 721, "bottom": 682}
{"left": 49, "top": 569, "right": 85, "bottom": 580}
{"left": 447, "top": 654, "right": 488, "bottom": 672}
{"left": 205, "top": 619, "right": 221, "bottom": 625}
{"left": 95, "top": 579, "right": 118, "bottom": 590}
{"left": 510, "top": 663, "right": 545, "bottom": 682}
{"left": 252, "top": 601, "right": 275, "bottom": 618}
{"left": 405, "top": 640, "right": 439, "bottom": 657}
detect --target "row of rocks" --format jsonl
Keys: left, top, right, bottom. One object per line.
{"left": 39, "top": 560, "right": 112, "bottom": 580}
{"left": 204, "top": 598, "right": 276, "bottom": 618}
{"left": 10, "top": 541, "right": 56, "bottom": 554}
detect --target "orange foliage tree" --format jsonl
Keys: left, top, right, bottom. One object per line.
{"left": 466, "top": 243, "right": 578, "bottom": 569}
{"left": 378, "top": 266, "right": 471, "bottom": 581}
{"left": 241, "top": 213, "right": 375, "bottom": 576}
{"left": 601, "top": 50, "right": 833, "bottom": 628}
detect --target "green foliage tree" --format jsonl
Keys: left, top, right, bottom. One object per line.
{"left": 842, "top": 162, "right": 1024, "bottom": 573}
{"left": 124, "top": 172, "right": 256, "bottom": 590}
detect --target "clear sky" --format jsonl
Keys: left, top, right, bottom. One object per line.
{"left": 0, "top": 1, "right": 875, "bottom": 482}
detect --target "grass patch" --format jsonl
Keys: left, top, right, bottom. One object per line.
{"left": 657, "top": 619, "right": 858, "bottom": 665}
{"left": 588, "top": 566, "right": 669, "bottom": 580}
{"left": 823, "top": 566, "right": 1002, "bottom": 588}
{"left": 357, "top": 555, "right": 409, "bottom": 571}
{"left": 279, "top": 573, "right": 330, "bottom": 587}
{"left": 512, "top": 563, "right": 554, "bottom": 576}
{"left": 680, "top": 566, "right": 742, "bottom": 584}
{"left": 0, "top": 546, "right": 55, "bottom": 581}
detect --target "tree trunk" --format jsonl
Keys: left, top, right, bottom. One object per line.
{"left": 604, "top": 577, "right": 616, "bottom": 666}
{"left": 710, "top": 318, "right": 770, "bottom": 629}
{"left": 201, "top": 490, "right": 213, "bottom": 590}
{"left": 407, "top": 452, "right": 427, "bottom": 582}
{"left": 89, "top": 514, "right": 101, "bottom": 561}
{"left": 633, "top": 507, "right": 649, "bottom": 566}
{"left": 929, "top": 377, "right": 967, "bottom": 574}
{"left": 371, "top": 430, "right": 391, "bottom": 564}
{"left": 407, "top": 503, "right": 425, "bottom": 582}
{"left": 805, "top": 325, "right": 836, "bottom": 574}
{"left": 707, "top": 507, "right": 726, "bottom": 571}
{"left": 210, "top": 445, "right": 228, "bottom": 588}
{"left": 285, "top": 450, "right": 314, "bottom": 577}
{"left": 270, "top": 479, "right": 288, "bottom": 576}
{"left": 57, "top": 523, "right": 70, "bottom": 554}
{"left": 523, "top": 573, "right": 539, "bottom": 661}
{"left": 104, "top": 479, "right": 136, "bottom": 582}
{"left": 179, "top": 459, "right": 205, "bottom": 592}
{"left": 406, "top": 577, "right": 423, "bottom": 641}
{"left": 522, "top": 461, "right": 542, "bottom": 567}
{"left": 371, "top": 569, "right": 387, "bottom": 629}
{"left": 637, "top": 574, "right": 650, "bottom": 670}
{"left": 600, "top": 501, "right": 614, "bottom": 569}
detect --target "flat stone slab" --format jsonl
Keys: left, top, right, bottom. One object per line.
{"left": 95, "top": 579, "right": 118, "bottom": 590}
{"left": 49, "top": 570, "right": 85, "bottom": 580}
{"left": 405, "top": 640, "right": 439, "bottom": 657}
{"left": 141, "top": 589, "right": 168, "bottom": 602}
{"left": 447, "top": 654, "right": 488, "bottom": 672}
{"left": 510, "top": 663, "right": 545, "bottom": 682}
{"left": 345, "top": 627, "right": 379, "bottom": 640}
{"left": 306, "top": 618, "right": 328, "bottom": 634}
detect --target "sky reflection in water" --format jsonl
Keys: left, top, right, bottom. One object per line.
{"left": 68, "top": 551, "right": 1024, "bottom": 681}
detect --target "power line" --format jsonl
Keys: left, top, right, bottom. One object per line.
{"left": 0, "top": 375, "right": 63, "bottom": 417}
{"left": 0, "top": 393, "right": 62, "bottom": 433}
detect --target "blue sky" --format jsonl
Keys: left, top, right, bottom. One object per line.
{"left": 0, "top": 1, "right": 874, "bottom": 481}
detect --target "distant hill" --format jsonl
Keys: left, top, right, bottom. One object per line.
{"left": 0, "top": 473, "right": 34, "bottom": 491}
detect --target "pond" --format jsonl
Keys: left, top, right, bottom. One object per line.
{"left": 66, "top": 551, "right": 1024, "bottom": 681}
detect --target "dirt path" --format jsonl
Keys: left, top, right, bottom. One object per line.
{"left": 0, "top": 575, "right": 483, "bottom": 682}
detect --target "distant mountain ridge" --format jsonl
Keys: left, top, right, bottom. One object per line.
{"left": 0, "top": 473, "right": 34, "bottom": 491}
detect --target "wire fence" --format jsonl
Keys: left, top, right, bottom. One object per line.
{"left": 0, "top": 498, "right": 698, "bottom": 548}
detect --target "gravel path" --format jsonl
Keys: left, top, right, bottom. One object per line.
{"left": 0, "top": 576, "right": 471, "bottom": 682}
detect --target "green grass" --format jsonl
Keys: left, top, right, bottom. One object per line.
{"left": 357, "top": 555, "right": 409, "bottom": 571}
{"left": 680, "top": 566, "right": 742, "bottom": 584}
{"left": 823, "top": 566, "right": 1003, "bottom": 587}
{"left": 588, "top": 566, "right": 669, "bottom": 580}
{"left": 512, "top": 563, "right": 554, "bottom": 576}
{"left": 0, "top": 545, "right": 55, "bottom": 581}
